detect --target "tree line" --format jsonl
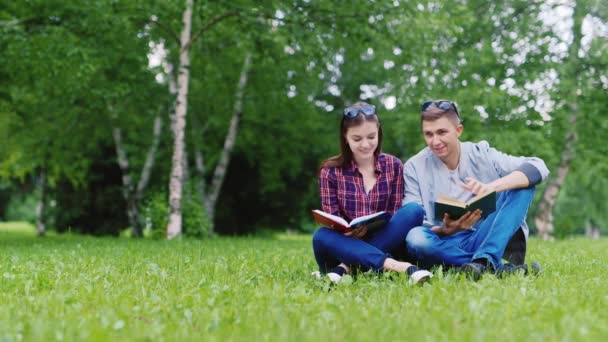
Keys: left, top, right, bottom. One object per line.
{"left": 1, "top": 0, "right": 607, "bottom": 238}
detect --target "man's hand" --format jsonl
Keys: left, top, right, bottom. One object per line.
{"left": 434, "top": 209, "right": 482, "bottom": 237}
{"left": 344, "top": 226, "right": 368, "bottom": 239}
{"left": 462, "top": 177, "right": 495, "bottom": 195}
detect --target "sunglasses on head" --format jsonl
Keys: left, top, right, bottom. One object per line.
{"left": 421, "top": 100, "right": 460, "bottom": 118}
{"left": 343, "top": 104, "right": 376, "bottom": 118}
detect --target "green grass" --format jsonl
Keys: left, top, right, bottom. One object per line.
{"left": 1, "top": 223, "right": 607, "bottom": 341}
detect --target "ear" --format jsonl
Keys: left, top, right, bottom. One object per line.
{"left": 455, "top": 124, "right": 464, "bottom": 138}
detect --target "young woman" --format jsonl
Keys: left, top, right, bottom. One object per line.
{"left": 312, "top": 101, "right": 432, "bottom": 284}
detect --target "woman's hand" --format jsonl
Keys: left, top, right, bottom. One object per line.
{"left": 344, "top": 226, "right": 368, "bottom": 239}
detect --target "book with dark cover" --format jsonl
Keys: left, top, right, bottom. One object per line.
{"left": 434, "top": 191, "right": 496, "bottom": 221}
{"left": 311, "top": 210, "right": 390, "bottom": 234}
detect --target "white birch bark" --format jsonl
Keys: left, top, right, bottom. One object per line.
{"left": 204, "top": 52, "right": 252, "bottom": 225}
{"left": 167, "top": 62, "right": 178, "bottom": 131}
{"left": 166, "top": 0, "right": 193, "bottom": 239}
{"left": 584, "top": 221, "right": 601, "bottom": 239}
{"left": 35, "top": 168, "right": 47, "bottom": 236}
{"left": 112, "top": 113, "right": 162, "bottom": 237}
{"left": 112, "top": 126, "right": 143, "bottom": 236}
{"left": 136, "top": 114, "right": 163, "bottom": 199}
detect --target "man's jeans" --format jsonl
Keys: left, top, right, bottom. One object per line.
{"left": 312, "top": 202, "right": 424, "bottom": 273}
{"left": 406, "top": 188, "right": 534, "bottom": 271}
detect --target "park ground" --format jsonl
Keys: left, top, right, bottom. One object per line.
{"left": 1, "top": 222, "right": 607, "bottom": 341}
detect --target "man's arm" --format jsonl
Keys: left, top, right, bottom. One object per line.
{"left": 482, "top": 141, "right": 549, "bottom": 185}
{"left": 402, "top": 160, "right": 423, "bottom": 207}
{"left": 462, "top": 170, "right": 530, "bottom": 195}
{"left": 463, "top": 141, "right": 550, "bottom": 195}
{"left": 489, "top": 170, "right": 530, "bottom": 192}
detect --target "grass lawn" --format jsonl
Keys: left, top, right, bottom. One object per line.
{"left": 1, "top": 222, "right": 607, "bottom": 341}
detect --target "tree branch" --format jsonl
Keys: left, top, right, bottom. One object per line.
{"left": 185, "top": 10, "right": 240, "bottom": 51}
{"left": 147, "top": 17, "right": 181, "bottom": 46}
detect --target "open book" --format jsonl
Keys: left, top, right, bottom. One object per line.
{"left": 311, "top": 210, "right": 390, "bottom": 234}
{"left": 434, "top": 191, "right": 496, "bottom": 221}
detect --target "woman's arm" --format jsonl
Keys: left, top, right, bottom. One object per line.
{"left": 319, "top": 168, "right": 340, "bottom": 215}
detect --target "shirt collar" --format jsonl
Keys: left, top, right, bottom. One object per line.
{"left": 347, "top": 154, "right": 383, "bottom": 174}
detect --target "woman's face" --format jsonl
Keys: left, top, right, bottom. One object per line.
{"left": 345, "top": 121, "right": 379, "bottom": 162}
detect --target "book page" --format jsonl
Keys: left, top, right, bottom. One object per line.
{"left": 436, "top": 194, "right": 466, "bottom": 208}
{"left": 312, "top": 210, "right": 349, "bottom": 227}
{"left": 349, "top": 211, "right": 386, "bottom": 226}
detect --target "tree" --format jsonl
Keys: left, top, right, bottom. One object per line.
{"left": 535, "top": 0, "right": 608, "bottom": 239}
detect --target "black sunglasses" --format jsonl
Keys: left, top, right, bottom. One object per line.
{"left": 343, "top": 104, "right": 376, "bottom": 118}
{"left": 421, "top": 100, "right": 460, "bottom": 118}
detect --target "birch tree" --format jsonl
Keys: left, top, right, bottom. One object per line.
{"left": 166, "top": 0, "right": 194, "bottom": 239}
{"left": 196, "top": 51, "right": 252, "bottom": 229}
{"left": 113, "top": 113, "right": 163, "bottom": 237}
{"left": 535, "top": 0, "right": 608, "bottom": 240}
{"left": 164, "top": 1, "right": 240, "bottom": 238}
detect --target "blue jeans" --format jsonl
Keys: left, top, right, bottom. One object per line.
{"left": 312, "top": 202, "right": 424, "bottom": 273}
{"left": 406, "top": 188, "right": 534, "bottom": 271}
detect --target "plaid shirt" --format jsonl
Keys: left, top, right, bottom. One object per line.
{"left": 319, "top": 153, "right": 404, "bottom": 222}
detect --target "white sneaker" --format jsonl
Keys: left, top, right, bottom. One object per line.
{"left": 326, "top": 272, "right": 343, "bottom": 284}
{"left": 409, "top": 269, "right": 433, "bottom": 285}
{"left": 311, "top": 270, "right": 342, "bottom": 284}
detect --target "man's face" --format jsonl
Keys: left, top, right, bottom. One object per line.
{"left": 421, "top": 117, "right": 463, "bottom": 160}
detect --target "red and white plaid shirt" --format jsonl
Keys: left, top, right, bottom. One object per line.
{"left": 319, "top": 153, "right": 404, "bottom": 222}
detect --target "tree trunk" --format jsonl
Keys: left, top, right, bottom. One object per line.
{"left": 533, "top": 2, "right": 583, "bottom": 240}
{"left": 112, "top": 112, "right": 162, "bottom": 237}
{"left": 35, "top": 168, "right": 47, "bottom": 237}
{"left": 534, "top": 111, "right": 577, "bottom": 240}
{"left": 195, "top": 148, "right": 206, "bottom": 210}
{"left": 136, "top": 114, "right": 163, "bottom": 200}
{"left": 585, "top": 220, "right": 601, "bottom": 239}
{"left": 592, "top": 227, "right": 600, "bottom": 239}
{"left": 166, "top": 0, "right": 193, "bottom": 239}
{"left": 196, "top": 52, "right": 252, "bottom": 228}
{"left": 112, "top": 127, "right": 143, "bottom": 237}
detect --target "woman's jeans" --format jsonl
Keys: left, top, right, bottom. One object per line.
{"left": 406, "top": 188, "right": 534, "bottom": 271}
{"left": 312, "top": 202, "right": 424, "bottom": 273}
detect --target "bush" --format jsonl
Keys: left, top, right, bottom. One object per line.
{"left": 5, "top": 190, "right": 39, "bottom": 223}
{"left": 143, "top": 188, "right": 211, "bottom": 239}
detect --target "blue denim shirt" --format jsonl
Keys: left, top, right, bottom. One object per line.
{"left": 403, "top": 141, "right": 549, "bottom": 237}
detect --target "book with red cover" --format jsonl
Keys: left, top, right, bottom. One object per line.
{"left": 311, "top": 210, "right": 390, "bottom": 234}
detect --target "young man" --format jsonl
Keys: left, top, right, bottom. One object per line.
{"left": 403, "top": 100, "right": 549, "bottom": 279}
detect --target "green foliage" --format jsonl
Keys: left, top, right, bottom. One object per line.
{"left": 144, "top": 187, "right": 211, "bottom": 239}
{"left": 1, "top": 0, "right": 607, "bottom": 236}
{"left": 4, "top": 191, "right": 38, "bottom": 223}
{"left": 182, "top": 187, "right": 211, "bottom": 238}
{"left": 0, "top": 232, "right": 607, "bottom": 340}
{"left": 142, "top": 191, "right": 168, "bottom": 239}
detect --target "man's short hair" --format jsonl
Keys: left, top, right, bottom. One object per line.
{"left": 421, "top": 102, "right": 461, "bottom": 125}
